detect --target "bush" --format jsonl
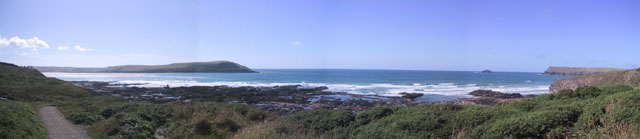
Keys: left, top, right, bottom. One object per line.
{"left": 483, "top": 105, "right": 582, "bottom": 138}
{"left": 69, "top": 110, "right": 103, "bottom": 124}
{"left": 287, "top": 109, "right": 355, "bottom": 133}
{"left": 575, "top": 86, "right": 602, "bottom": 98}
{"left": 600, "top": 85, "right": 633, "bottom": 94}
{"left": 554, "top": 89, "right": 577, "bottom": 99}
{"left": 355, "top": 106, "right": 399, "bottom": 126}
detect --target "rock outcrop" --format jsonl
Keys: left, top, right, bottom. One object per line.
{"left": 469, "top": 90, "right": 523, "bottom": 99}
{"left": 549, "top": 68, "right": 640, "bottom": 93}
{"left": 399, "top": 92, "right": 424, "bottom": 100}
{"left": 543, "top": 66, "right": 623, "bottom": 76}
{"left": 481, "top": 70, "right": 492, "bottom": 73}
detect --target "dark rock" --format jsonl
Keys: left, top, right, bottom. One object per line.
{"left": 399, "top": 92, "right": 424, "bottom": 100}
{"left": 469, "top": 90, "right": 522, "bottom": 99}
{"left": 481, "top": 70, "right": 492, "bottom": 73}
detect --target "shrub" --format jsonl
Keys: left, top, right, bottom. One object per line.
{"left": 554, "top": 89, "right": 577, "bottom": 99}
{"left": 600, "top": 85, "right": 633, "bottom": 94}
{"left": 355, "top": 106, "right": 400, "bottom": 126}
{"left": 483, "top": 105, "right": 582, "bottom": 138}
{"left": 69, "top": 110, "right": 103, "bottom": 124}
{"left": 287, "top": 109, "right": 355, "bottom": 133}
{"left": 229, "top": 103, "right": 249, "bottom": 115}
{"left": 575, "top": 86, "right": 602, "bottom": 98}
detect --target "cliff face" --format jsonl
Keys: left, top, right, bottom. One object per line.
{"left": 549, "top": 68, "right": 640, "bottom": 93}
{"left": 35, "top": 61, "right": 257, "bottom": 73}
{"left": 544, "top": 66, "right": 623, "bottom": 76}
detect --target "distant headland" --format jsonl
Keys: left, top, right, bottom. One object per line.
{"left": 543, "top": 66, "right": 623, "bottom": 76}
{"left": 549, "top": 68, "right": 640, "bottom": 93}
{"left": 35, "top": 61, "right": 257, "bottom": 73}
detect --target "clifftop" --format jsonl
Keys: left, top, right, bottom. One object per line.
{"left": 35, "top": 61, "right": 257, "bottom": 73}
{"left": 543, "top": 66, "right": 623, "bottom": 76}
{"left": 549, "top": 68, "right": 640, "bottom": 93}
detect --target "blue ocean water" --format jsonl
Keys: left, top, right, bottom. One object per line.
{"left": 43, "top": 69, "right": 571, "bottom": 101}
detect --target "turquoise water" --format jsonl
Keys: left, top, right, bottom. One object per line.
{"left": 43, "top": 69, "right": 571, "bottom": 101}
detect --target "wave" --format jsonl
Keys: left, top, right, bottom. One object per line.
{"left": 108, "top": 80, "right": 550, "bottom": 97}
{"left": 43, "top": 72, "right": 552, "bottom": 97}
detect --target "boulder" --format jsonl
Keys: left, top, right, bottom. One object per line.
{"left": 399, "top": 92, "right": 424, "bottom": 100}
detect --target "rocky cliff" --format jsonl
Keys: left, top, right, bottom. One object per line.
{"left": 549, "top": 68, "right": 640, "bottom": 93}
{"left": 544, "top": 66, "right": 623, "bottom": 76}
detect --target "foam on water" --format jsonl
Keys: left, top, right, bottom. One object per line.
{"left": 43, "top": 70, "right": 563, "bottom": 98}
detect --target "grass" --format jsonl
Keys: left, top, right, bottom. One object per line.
{"left": 57, "top": 96, "right": 281, "bottom": 139}
{"left": 0, "top": 62, "right": 94, "bottom": 102}
{"left": 0, "top": 101, "right": 47, "bottom": 139}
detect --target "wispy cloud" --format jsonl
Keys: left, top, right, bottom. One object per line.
{"left": 291, "top": 41, "right": 303, "bottom": 46}
{"left": 57, "top": 46, "right": 69, "bottom": 50}
{"left": 74, "top": 45, "right": 92, "bottom": 51}
{"left": 0, "top": 36, "right": 50, "bottom": 50}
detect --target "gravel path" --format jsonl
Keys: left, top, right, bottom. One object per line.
{"left": 37, "top": 106, "right": 89, "bottom": 139}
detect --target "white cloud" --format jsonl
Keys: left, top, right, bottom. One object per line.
{"left": 57, "top": 46, "right": 69, "bottom": 50}
{"left": 74, "top": 45, "right": 92, "bottom": 51}
{"left": 291, "top": 41, "right": 303, "bottom": 46}
{"left": 0, "top": 36, "right": 50, "bottom": 50}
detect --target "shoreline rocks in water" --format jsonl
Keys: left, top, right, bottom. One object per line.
{"left": 399, "top": 92, "right": 424, "bottom": 100}
{"left": 462, "top": 89, "right": 536, "bottom": 106}
{"left": 68, "top": 81, "right": 427, "bottom": 115}
{"left": 67, "top": 81, "right": 538, "bottom": 115}
{"left": 481, "top": 70, "right": 492, "bottom": 73}
{"left": 469, "top": 90, "right": 523, "bottom": 99}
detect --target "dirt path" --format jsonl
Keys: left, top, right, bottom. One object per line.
{"left": 37, "top": 106, "right": 89, "bottom": 139}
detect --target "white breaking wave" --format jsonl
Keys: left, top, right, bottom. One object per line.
{"left": 43, "top": 72, "right": 552, "bottom": 97}
{"left": 109, "top": 80, "right": 549, "bottom": 97}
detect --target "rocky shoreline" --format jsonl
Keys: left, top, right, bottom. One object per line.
{"left": 69, "top": 81, "right": 533, "bottom": 115}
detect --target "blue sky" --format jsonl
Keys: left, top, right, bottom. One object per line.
{"left": 1, "top": 0, "right": 638, "bottom": 72}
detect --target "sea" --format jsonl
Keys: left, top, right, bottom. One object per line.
{"left": 43, "top": 69, "right": 572, "bottom": 102}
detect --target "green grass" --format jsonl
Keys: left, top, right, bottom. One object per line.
{"left": 0, "top": 62, "right": 94, "bottom": 102}
{"left": 0, "top": 101, "right": 47, "bottom": 139}
{"left": 58, "top": 96, "right": 280, "bottom": 139}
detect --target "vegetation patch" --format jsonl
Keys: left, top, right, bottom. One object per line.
{"left": 0, "top": 62, "right": 94, "bottom": 102}
{"left": 0, "top": 101, "right": 47, "bottom": 139}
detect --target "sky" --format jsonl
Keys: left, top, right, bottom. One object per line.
{"left": 0, "top": 0, "right": 639, "bottom": 72}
